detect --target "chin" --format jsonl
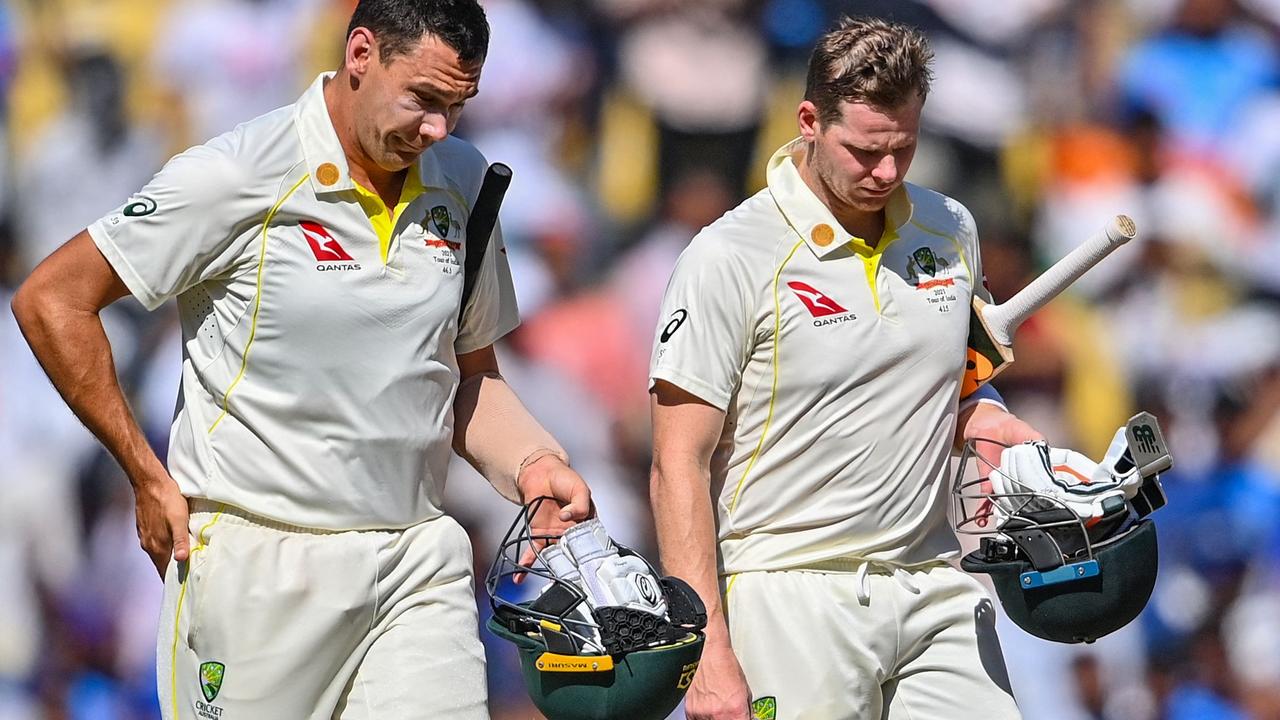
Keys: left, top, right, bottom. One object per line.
{"left": 376, "top": 151, "right": 417, "bottom": 172}
{"left": 847, "top": 195, "right": 892, "bottom": 213}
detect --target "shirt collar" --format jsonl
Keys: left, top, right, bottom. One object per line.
{"left": 766, "top": 137, "right": 914, "bottom": 258}
{"left": 296, "top": 72, "right": 435, "bottom": 198}
{"left": 295, "top": 72, "right": 357, "bottom": 195}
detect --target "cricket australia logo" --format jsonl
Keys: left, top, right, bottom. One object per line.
{"left": 194, "top": 661, "right": 226, "bottom": 719}
{"left": 199, "top": 661, "right": 224, "bottom": 702}
{"left": 906, "top": 246, "right": 961, "bottom": 313}
{"left": 424, "top": 205, "right": 463, "bottom": 275}
{"left": 906, "top": 247, "right": 953, "bottom": 288}
{"left": 429, "top": 205, "right": 461, "bottom": 239}
{"left": 751, "top": 696, "right": 778, "bottom": 719}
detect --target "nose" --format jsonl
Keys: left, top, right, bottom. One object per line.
{"left": 420, "top": 112, "right": 448, "bottom": 143}
{"left": 872, "top": 154, "right": 897, "bottom": 185}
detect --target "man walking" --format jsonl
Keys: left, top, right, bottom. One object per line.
{"left": 12, "top": 1, "right": 589, "bottom": 717}
{"left": 650, "top": 17, "right": 1038, "bottom": 720}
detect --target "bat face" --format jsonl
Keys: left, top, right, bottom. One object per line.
{"left": 962, "top": 296, "right": 1014, "bottom": 398}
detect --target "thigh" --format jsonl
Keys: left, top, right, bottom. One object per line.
{"left": 884, "top": 569, "right": 1020, "bottom": 720}
{"left": 725, "top": 571, "right": 895, "bottom": 720}
{"left": 159, "top": 510, "right": 378, "bottom": 720}
{"left": 335, "top": 516, "right": 488, "bottom": 720}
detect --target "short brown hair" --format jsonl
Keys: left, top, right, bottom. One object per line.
{"left": 347, "top": 0, "right": 489, "bottom": 65}
{"left": 804, "top": 16, "right": 934, "bottom": 123}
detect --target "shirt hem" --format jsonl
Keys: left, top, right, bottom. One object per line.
{"left": 87, "top": 221, "right": 166, "bottom": 311}
{"left": 648, "top": 367, "right": 731, "bottom": 411}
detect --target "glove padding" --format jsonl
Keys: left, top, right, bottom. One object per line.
{"left": 533, "top": 519, "right": 671, "bottom": 654}
{"left": 557, "top": 519, "right": 668, "bottom": 617}
{"left": 992, "top": 441, "right": 1130, "bottom": 528}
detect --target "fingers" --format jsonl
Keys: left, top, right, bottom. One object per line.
{"left": 170, "top": 507, "right": 191, "bottom": 563}
{"left": 555, "top": 474, "right": 593, "bottom": 522}
{"left": 514, "top": 545, "right": 541, "bottom": 584}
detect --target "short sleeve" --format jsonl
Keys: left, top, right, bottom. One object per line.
{"left": 87, "top": 142, "right": 255, "bottom": 311}
{"left": 648, "top": 239, "right": 754, "bottom": 411}
{"left": 455, "top": 217, "right": 520, "bottom": 354}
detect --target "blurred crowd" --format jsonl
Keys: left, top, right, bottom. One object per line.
{"left": 1, "top": 0, "right": 1279, "bottom": 718}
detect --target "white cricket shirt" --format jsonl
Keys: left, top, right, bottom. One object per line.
{"left": 650, "top": 138, "right": 1002, "bottom": 574}
{"left": 90, "top": 73, "right": 520, "bottom": 530}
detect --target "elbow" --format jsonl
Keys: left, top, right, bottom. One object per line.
{"left": 10, "top": 278, "right": 42, "bottom": 334}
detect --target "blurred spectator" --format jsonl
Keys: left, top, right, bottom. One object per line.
{"left": 152, "top": 0, "right": 322, "bottom": 145}
{"left": 1118, "top": 0, "right": 1280, "bottom": 158}
{"left": 600, "top": 0, "right": 769, "bottom": 200}
{"left": 13, "top": 49, "right": 162, "bottom": 275}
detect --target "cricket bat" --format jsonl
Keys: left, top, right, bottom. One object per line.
{"left": 459, "top": 162, "right": 513, "bottom": 322}
{"left": 961, "top": 214, "right": 1137, "bottom": 398}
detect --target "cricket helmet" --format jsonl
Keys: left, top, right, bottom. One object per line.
{"left": 953, "top": 413, "right": 1173, "bottom": 644}
{"left": 486, "top": 498, "right": 707, "bottom": 720}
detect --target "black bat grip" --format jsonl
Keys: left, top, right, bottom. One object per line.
{"left": 459, "top": 162, "right": 513, "bottom": 323}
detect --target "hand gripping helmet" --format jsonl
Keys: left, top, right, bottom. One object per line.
{"left": 953, "top": 412, "right": 1173, "bottom": 643}
{"left": 486, "top": 498, "right": 707, "bottom": 720}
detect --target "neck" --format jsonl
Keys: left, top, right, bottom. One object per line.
{"left": 796, "top": 146, "right": 885, "bottom": 245}
{"left": 323, "top": 73, "right": 403, "bottom": 193}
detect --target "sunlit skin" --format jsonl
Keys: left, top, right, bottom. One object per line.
{"left": 325, "top": 29, "right": 481, "bottom": 202}
{"left": 796, "top": 94, "right": 923, "bottom": 244}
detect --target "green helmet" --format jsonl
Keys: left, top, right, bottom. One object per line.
{"left": 486, "top": 498, "right": 707, "bottom": 720}
{"left": 487, "top": 616, "right": 703, "bottom": 720}
{"left": 960, "top": 520, "right": 1159, "bottom": 643}
{"left": 954, "top": 413, "right": 1173, "bottom": 644}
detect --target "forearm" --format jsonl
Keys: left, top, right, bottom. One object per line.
{"left": 11, "top": 289, "right": 163, "bottom": 486}
{"left": 452, "top": 370, "right": 567, "bottom": 503}
{"left": 651, "top": 455, "right": 729, "bottom": 642}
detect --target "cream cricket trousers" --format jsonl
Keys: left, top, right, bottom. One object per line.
{"left": 725, "top": 563, "right": 1020, "bottom": 720}
{"left": 157, "top": 501, "right": 488, "bottom": 719}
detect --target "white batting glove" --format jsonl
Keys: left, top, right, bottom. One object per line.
{"left": 559, "top": 519, "right": 668, "bottom": 618}
{"left": 994, "top": 441, "right": 1128, "bottom": 525}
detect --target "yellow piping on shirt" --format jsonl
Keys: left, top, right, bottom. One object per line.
{"left": 724, "top": 574, "right": 740, "bottom": 604}
{"left": 729, "top": 239, "right": 805, "bottom": 514}
{"left": 170, "top": 506, "right": 225, "bottom": 718}
{"left": 209, "top": 174, "right": 309, "bottom": 434}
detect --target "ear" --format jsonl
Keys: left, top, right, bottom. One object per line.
{"left": 346, "top": 27, "right": 377, "bottom": 79}
{"left": 798, "top": 100, "right": 821, "bottom": 142}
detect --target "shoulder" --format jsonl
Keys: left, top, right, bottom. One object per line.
{"left": 693, "top": 189, "right": 794, "bottom": 264}
{"left": 423, "top": 135, "right": 489, "bottom": 198}
{"left": 167, "top": 105, "right": 300, "bottom": 203}
{"left": 904, "top": 183, "right": 977, "bottom": 243}
{"left": 673, "top": 189, "right": 792, "bottom": 289}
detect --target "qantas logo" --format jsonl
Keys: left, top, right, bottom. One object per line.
{"left": 787, "top": 281, "right": 847, "bottom": 317}
{"left": 787, "top": 281, "right": 856, "bottom": 327}
{"left": 300, "top": 221, "right": 360, "bottom": 271}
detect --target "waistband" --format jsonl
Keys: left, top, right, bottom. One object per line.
{"left": 188, "top": 499, "right": 374, "bottom": 536}
{"left": 726, "top": 556, "right": 954, "bottom": 607}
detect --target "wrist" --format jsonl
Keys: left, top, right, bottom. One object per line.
{"left": 961, "top": 403, "right": 1010, "bottom": 436}
{"left": 515, "top": 449, "right": 570, "bottom": 499}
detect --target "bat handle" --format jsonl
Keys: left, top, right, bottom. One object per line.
{"left": 982, "top": 215, "right": 1136, "bottom": 346}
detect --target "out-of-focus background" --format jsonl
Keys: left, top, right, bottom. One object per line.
{"left": 2, "top": 0, "right": 1280, "bottom": 718}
